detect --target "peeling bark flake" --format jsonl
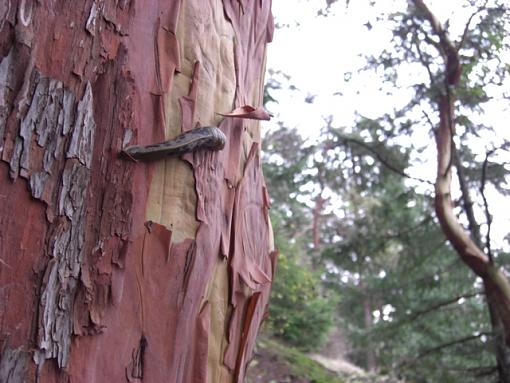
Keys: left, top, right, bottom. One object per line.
{"left": 86, "top": 2, "right": 101, "bottom": 36}
{"left": 36, "top": 160, "right": 93, "bottom": 367}
{"left": 0, "top": 47, "right": 16, "bottom": 154}
{"left": 0, "top": 70, "right": 99, "bottom": 369}
{"left": 66, "top": 82, "right": 95, "bottom": 168}
{"left": 0, "top": 0, "right": 275, "bottom": 381}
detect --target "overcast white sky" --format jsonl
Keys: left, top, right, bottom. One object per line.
{"left": 263, "top": 0, "right": 510, "bottom": 250}
{"left": 265, "top": 0, "right": 507, "bottom": 136}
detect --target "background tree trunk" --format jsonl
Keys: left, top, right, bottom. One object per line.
{"left": 361, "top": 283, "right": 377, "bottom": 372}
{"left": 0, "top": 1, "right": 275, "bottom": 382}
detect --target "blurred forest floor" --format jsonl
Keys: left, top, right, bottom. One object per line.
{"left": 246, "top": 331, "right": 401, "bottom": 383}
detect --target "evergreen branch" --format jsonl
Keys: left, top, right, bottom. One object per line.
{"left": 421, "top": 33, "right": 443, "bottom": 55}
{"left": 413, "top": 33, "right": 435, "bottom": 87}
{"left": 336, "top": 135, "right": 434, "bottom": 185}
{"left": 375, "top": 289, "right": 483, "bottom": 332}
{"left": 291, "top": 223, "right": 314, "bottom": 241}
{"left": 409, "top": 16, "right": 438, "bottom": 83}
{"left": 457, "top": 0, "right": 490, "bottom": 53}
{"left": 360, "top": 243, "right": 455, "bottom": 296}
{"left": 397, "top": 240, "right": 455, "bottom": 280}
{"left": 430, "top": 362, "right": 497, "bottom": 377}
{"left": 367, "top": 244, "right": 447, "bottom": 286}
{"left": 421, "top": 110, "right": 436, "bottom": 131}
{"left": 404, "top": 290, "right": 484, "bottom": 322}
{"left": 400, "top": 331, "right": 493, "bottom": 368}
{"left": 411, "top": 16, "right": 443, "bottom": 55}
{"left": 474, "top": 367, "right": 499, "bottom": 378}
{"left": 383, "top": 215, "right": 434, "bottom": 241}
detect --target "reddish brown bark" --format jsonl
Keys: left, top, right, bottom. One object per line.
{"left": 360, "top": 282, "right": 376, "bottom": 372}
{"left": 413, "top": 0, "right": 510, "bottom": 346}
{"left": 0, "top": 1, "right": 275, "bottom": 382}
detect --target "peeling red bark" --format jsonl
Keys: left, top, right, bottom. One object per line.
{"left": 0, "top": 0, "right": 275, "bottom": 382}
{"left": 413, "top": 0, "right": 510, "bottom": 347}
{"left": 219, "top": 105, "right": 272, "bottom": 121}
{"left": 434, "top": 92, "right": 510, "bottom": 345}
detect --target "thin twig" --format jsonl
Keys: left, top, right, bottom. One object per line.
{"left": 411, "top": 23, "right": 436, "bottom": 87}
{"left": 453, "top": 147, "right": 484, "bottom": 248}
{"left": 480, "top": 148, "right": 496, "bottom": 263}
{"left": 457, "top": 0, "right": 489, "bottom": 53}
{"left": 421, "top": 110, "right": 435, "bottom": 131}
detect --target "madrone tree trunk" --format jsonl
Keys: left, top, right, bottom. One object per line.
{"left": 413, "top": 0, "right": 510, "bottom": 380}
{"left": 0, "top": 1, "right": 276, "bottom": 382}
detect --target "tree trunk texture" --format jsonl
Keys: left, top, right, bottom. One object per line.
{"left": 434, "top": 39, "right": 510, "bottom": 383}
{"left": 413, "top": 1, "right": 510, "bottom": 380}
{"left": 454, "top": 151, "right": 510, "bottom": 382}
{"left": 0, "top": 1, "right": 276, "bottom": 382}
{"left": 433, "top": 36, "right": 510, "bottom": 363}
{"left": 361, "top": 290, "right": 376, "bottom": 372}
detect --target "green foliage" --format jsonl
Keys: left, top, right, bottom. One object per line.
{"left": 263, "top": 127, "right": 313, "bottom": 241}
{"left": 249, "top": 336, "right": 347, "bottom": 383}
{"left": 262, "top": 125, "right": 339, "bottom": 351}
{"left": 263, "top": 116, "right": 497, "bottom": 380}
{"left": 267, "top": 253, "right": 336, "bottom": 351}
{"left": 263, "top": 1, "right": 510, "bottom": 381}
{"left": 266, "top": 339, "right": 343, "bottom": 383}
{"left": 326, "top": 1, "right": 509, "bottom": 380}
{"left": 319, "top": 141, "right": 495, "bottom": 382}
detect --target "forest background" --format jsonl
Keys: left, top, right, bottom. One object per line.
{"left": 255, "top": 1, "right": 510, "bottom": 382}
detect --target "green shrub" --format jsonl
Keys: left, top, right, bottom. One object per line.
{"left": 267, "top": 254, "right": 336, "bottom": 351}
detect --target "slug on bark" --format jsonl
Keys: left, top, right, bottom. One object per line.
{"left": 122, "top": 127, "right": 226, "bottom": 161}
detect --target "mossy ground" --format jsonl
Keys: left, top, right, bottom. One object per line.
{"left": 246, "top": 335, "right": 346, "bottom": 383}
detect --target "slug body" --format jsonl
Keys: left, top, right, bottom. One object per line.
{"left": 122, "top": 126, "right": 226, "bottom": 161}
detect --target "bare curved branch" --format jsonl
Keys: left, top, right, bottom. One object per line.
{"left": 413, "top": 0, "right": 510, "bottom": 346}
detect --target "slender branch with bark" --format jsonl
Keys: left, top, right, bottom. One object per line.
{"left": 480, "top": 148, "right": 496, "bottom": 261}
{"left": 457, "top": 0, "right": 490, "bottom": 52}
{"left": 412, "top": 0, "right": 510, "bottom": 346}
{"left": 453, "top": 148, "right": 483, "bottom": 248}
